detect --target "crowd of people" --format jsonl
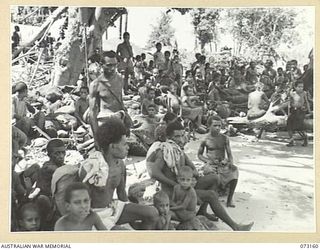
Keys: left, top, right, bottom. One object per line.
{"left": 11, "top": 30, "right": 313, "bottom": 232}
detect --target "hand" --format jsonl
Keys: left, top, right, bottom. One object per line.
{"left": 123, "top": 58, "right": 128, "bottom": 63}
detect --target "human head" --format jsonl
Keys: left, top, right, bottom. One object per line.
{"left": 166, "top": 119, "right": 186, "bottom": 149}
{"left": 147, "top": 103, "right": 157, "bottom": 118}
{"left": 291, "top": 59, "right": 298, "bottom": 69}
{"left": 152, "top": 68, "right": 159, "bottom": 77}
{"left": 207, "top": 116, "right": 222, "bottom": 135}
{"left": 101, "top": 50, "right": 117, "bottom": 78}
{"left": 162, "top": 112, "right": 177, "bottom": 124}
{"left": 141, "top": 53, "right": 146, "bottom": 60}
{"left": 128, "top": 183, "right": 146, "bottom": 203}
{"left": 294, "top": 80, "right": 304, "bottom": 93}
{"left": 177, "top": 166, "right": 194, "bottom": 189}
{"left": 250, "top": 61, "right": 256, "bottom": 68}
{"left": 64, "top": 182, "right": 91, "bottom": 220}
{"left": 123, "top": 32, "right": 130, "bottom": 42}
{"left": 153, "top": 191, "right": 170, "bottom": 215}
{"left": 164, "top": 51, "right": 171, "bottom": 60}
{"left": 14, "top": 82, "right": 28, "bottom": 98}
{"left": 18, "top": 203, "right": 41, "bottom": 231}
{"left": 14, "top": 25, "right": 20, "bottom": 32}
{"left": 303, "top": 64, "right": 308, "bottom": 72}
{"left": 79, "top": 86, "right": 89, "bottom": 99}
{"left": 195, "top": 53, "right": 201, "bottom": 61}
{"left": 200, "top": 55, "right": 206, "bottom": 63}
{"left": 195, "top": 68, "right": 202, "bottom": 79}
{"left": 277, "top": 67, "right": 283, "bottom": 75}
{"left": 146, "top": 87, "right": 156, "bottom": 100}
{"left": 155, "top": 42, "right": 162, "bottom": 52}
{"left": 46, "top": 139, "right": 66, "bottom": 167}
{"left": 265, "top": 59, "right": 273, "bottom": 68}
{"left": 149, "top": 60, "right": 154, "bottom": 67}
{"left": 169, "top": 82, "right": 178, "bottom": 94}
{"left": 96, "top": 117, "right": 128, "bottom": 158}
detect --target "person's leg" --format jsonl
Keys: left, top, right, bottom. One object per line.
{"left": 227, "top": 179, "right": 238, "bottom": 207}
{"left": 116, "top": 203, "right": 159, "bottom": 230}
{"left": 300, "top": 131, "right": 308, "bottom": 146}
{"left": 196, "top": 189, "right": 253, "bottom": 231}
{"left": 287, "top": 130, "right": 294, "bottom": 146}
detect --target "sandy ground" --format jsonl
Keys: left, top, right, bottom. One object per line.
{"left": 184, "top": 131, "right": 315, "bottom": 232}
{"left": 125, "top": 131, "right": 315, "bottom": 232}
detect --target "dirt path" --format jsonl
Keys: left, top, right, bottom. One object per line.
{"left": 184, "top": 131, "right": 315, "bottom": 231}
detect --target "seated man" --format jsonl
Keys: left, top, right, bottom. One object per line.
{"left": 198, "top": 116, "right": 239, "bottom": 207}
{"left": 146, "top": 119, "right": 253, "bottom": 231}
{"left": 247, "top": 82, "right": 269, "bottom": 120}
{"left": 81, "top": 117, "right": 159, "bottom": 230}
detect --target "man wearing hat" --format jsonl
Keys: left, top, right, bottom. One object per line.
{"left": 37, "top": 139, "right": 66, "bottom": 198}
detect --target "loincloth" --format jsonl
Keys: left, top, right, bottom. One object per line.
{"left": 287, "top": 107, "right": 306, "bottom": 131}
{"left": 203, "top": 161, "right": 239, "bottom": 187}
{"left": 93, "top": 200, "right": 126, "bottom": 230}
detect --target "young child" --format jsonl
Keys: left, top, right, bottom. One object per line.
{"left": 74, "top": 86, "right": 89, "bottom": 126}
{"left": 170, "top": 166, "right": 197, "bottom": 222}
{"left": 37, "top": 139, "right": 66, "bottom": 198}
{"left": 287, "top": 81, "right": 310, "bottom": 147}
{"left": 153, "top": 191, "right": 172, "bottom": 230}
{"left": 54, "top": 182, "right": 106, "bottom": 231}
{"left": 197, "top": 116, "right": 239, "bottom": 207}
{"left": 17, "top": 202, "right": 41, "bottom": 231}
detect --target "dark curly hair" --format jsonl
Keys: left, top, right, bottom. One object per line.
{"left": 96, "top": 117, "right": 127, "bottom": 151}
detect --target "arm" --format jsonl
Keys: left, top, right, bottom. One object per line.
{"left": 225, "top": 136, "right": 234, "bottom": 166}
{"left": 170, "top": 189, "right": 194, "bottom": 211}
{"left": 197, "top": 141, "right": 210, "bottom": 163}
{"left": 147, "top": 149, "right": 178, "bottom": 187}
{"left": 74, "top": 101, "right": 86, "bottom": 125}
{"left": 54, "top": 218, "right": 65, "bottom": 231}
{"left": 89, "top": 81, "right": 99, "bottom": 145}
{"left": 116, "top": 163, "right": 128, "bottom": 202}
{"left": 92, "top": 211, "right": 107, "bottom": 230}
{"left": 304, "top": 91, "right": 311, "bottom": 113}
{"left": 184, "top": 153, "right": 199, "bottom": 178}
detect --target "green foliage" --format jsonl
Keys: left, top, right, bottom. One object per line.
{"left": 189, "top": 8, "right": 221, "bottom": 51}
{"left": 229, "top": 8, "right": 298, "bottom": 59}
{"left": 146, "top": 12, "right": 176, "bottom": 49}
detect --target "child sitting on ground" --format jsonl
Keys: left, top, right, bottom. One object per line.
{"left": 54, "top": 182, "right": 106, "bottom": 231}
{"left": 286, "top": 80, "right": 310, "bottom": 147}
{"left": 170, "top": 166, "right": 197, "bottom": 223}
{"left": 153, "top": 191, "right": 172, "bottom": 230}
{"left": 17, "top": 202, "right": 41, "bottom": 231}
{"left": 74, "top": 86, "right": 89, "bottom": 126}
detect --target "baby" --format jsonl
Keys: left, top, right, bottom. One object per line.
{"left": 54, "top": 182, "right": 106, "bottom": 231}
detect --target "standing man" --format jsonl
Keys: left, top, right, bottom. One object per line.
{"left": 116, "top": 32, "right": 134, "bottom": 94}
{"left": 89, "top": 51, "right": 131, "bottom": 146}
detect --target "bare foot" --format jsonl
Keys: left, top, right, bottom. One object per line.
{"left": 235, "top": 222, "right": 254, "bottom": 231}
{"left": 227, "top": 201, "right": 236, "bottom": 208}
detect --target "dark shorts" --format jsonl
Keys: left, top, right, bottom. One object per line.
{"left": 287, "top": 108, "right": 306, "bottom": 131}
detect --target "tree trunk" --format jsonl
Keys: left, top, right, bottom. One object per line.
{"left": 51, "top": 7, "right": 125, "bottom": 87}
{"left": 13, "top": 7, "right": 67, "bottom": 59}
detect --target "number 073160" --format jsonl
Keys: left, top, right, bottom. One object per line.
{"left": 300, "top": 244, "right": 319, "bottom": 248}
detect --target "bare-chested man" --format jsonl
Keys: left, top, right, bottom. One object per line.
{"left": 82, "top": 117, "right": 159, "bottom": 230}
{"left": 247, "top": 82, "right": 270, "bottom": 120}
{"left": 89, "top": 51, "right": 127, "bottom": 144}
{"left": 198, "top": 116, "right": 239, "bottom": 207}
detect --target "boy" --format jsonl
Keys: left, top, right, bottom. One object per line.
{"left": 197, "top": 116, "right": 239, "bottom": 207}
{"left": 153, "top": 42, "right": 165, "bottom": 70}
{"left": 17, "top": 202, "right": 41, "bottom": 231}
{"left": 153, "top": 191, "right": 172, "bottom": 230}
{"left": 37, "top": 139, "right": 66, "bottom": 197}
{"left": 54, "top": 182, "right": 106, "bottom": 231}
{"left": 74, "top": 86, "right": 89, "bottom": 126}
{"left": 170, "top": 166, "right": 197, "bottom": 222}
{"left": 287, "top": 81, "right": 310, "bottom": 147}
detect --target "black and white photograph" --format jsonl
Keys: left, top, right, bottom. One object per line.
{"left": 10, "top": 6, "right": 315, "bottom": 233}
